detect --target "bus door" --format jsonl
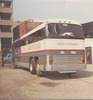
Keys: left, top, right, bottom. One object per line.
{"left": 86, "top": 47, "right": 92, "bottom": 64}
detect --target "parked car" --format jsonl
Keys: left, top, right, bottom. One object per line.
{"left": 4, "top": 53, "right": 12, "bottom": 63}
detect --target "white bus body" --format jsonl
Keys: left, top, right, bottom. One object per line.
{"left": 13, "top": 19, "right": 86, "bottom": 76}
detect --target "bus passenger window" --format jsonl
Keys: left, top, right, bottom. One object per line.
{"left": 26, "top": 41, "right": 29, "bottom": 45}
{"left": 55, "top": 24, "right": 61, "bottom": 34}
{"left": 38, "top": 30, "right": 42, "bottom": 40}
{"left": 48, "top": 24, "right": 53, "bottom": 33}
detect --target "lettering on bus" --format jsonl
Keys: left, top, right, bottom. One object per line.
{"left": 21, "top": 43, "right": 41, "bottom": 53}
{"left": 28, "top": 43, "right": 41, "bottom": 50}
{"left": 57, "top": 43, "right": 78, "bottom": 46}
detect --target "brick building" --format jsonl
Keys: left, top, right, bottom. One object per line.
{"left": 0, "top": 0, "right": 13, "bottom": 67}
{"left": 13, "top": 21, "right": 21, "bottom": 28}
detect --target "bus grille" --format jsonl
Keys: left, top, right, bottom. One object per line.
{"left": 53, "top": 55, "right": 82, "bottom": 65}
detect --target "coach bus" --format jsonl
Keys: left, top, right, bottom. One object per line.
{"left": 12, "top": 19, "right": 86, "bottom": 76}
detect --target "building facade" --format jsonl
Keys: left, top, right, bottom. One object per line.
{"left": 82, "top": 22, "right": 93, "bottom": 64}
{"left": 0, "top": 0, "right": 13, "bottom": 67}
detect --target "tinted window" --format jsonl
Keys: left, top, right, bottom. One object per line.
{"left": 55, "top": 24, "right": 61, "bottom": 34}
{"left": 46, "top": 23, "right": 84, "bottom": 39}
{"left": 13, "top": 28, "right": 46, "bottom": 48}
{"left": 13, "top": 39, "right": 25, "bottom": 48}
{"left": 48, "top": 24, "right": 53, "bottom": 33}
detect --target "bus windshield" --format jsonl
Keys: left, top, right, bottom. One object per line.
{"left": 46, "top": 23, "right": 84, "bottom": 39}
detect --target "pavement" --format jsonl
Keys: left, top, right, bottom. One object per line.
{"left": 0, "top": 64, "right": 93, "bottom": 99}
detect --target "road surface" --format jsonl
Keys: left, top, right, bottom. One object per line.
{"left": 0, "top": 64, "right": 93, "bottom": 99}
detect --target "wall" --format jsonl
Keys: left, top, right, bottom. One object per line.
{"left": 0, "top": 50, "right": 2, "bottom": 67}
{"left": 0, "top": 0, "right": 13, "bottom": 67}
{"left": 85, "top": 38, "right": 93, "bottom": 64}
{"left": 0, "top": 39, "right": 2, "bottom": 67}
{"left": 13, "top": 21, "right": 21, "bottom": 28}
{"left": 82, "top": 22, "right": 93, "bottom": 34}
{"left": 13, "top": 25, "right": 19, "bottom": 41}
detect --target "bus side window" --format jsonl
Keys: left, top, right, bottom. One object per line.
{"left": 37, "top": 30, "right": 42, "bottom": 40}
{"left": 29, "top": 36, "right": 33, "bottom": 43}
{"left": 24, "top": 35, "right": 33, "bottom": 44}
{"left": 33, "top": 32, "right": 37, "bottom": 42}
{"left": 26, "top": 41, "right": 29, "bottom": 45}
{"left": 18, "top": 28, "right": 46, "bottom": 45}
{"left": 37, "top": 29, "right": 45, "bottom": 40}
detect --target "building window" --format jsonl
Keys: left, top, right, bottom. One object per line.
{"left": 1, "top": 3, "right": 5, "bottom": 7}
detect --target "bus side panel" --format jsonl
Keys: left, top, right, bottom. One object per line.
{"left": 13, "top": 39, "right": 47, "bottom": 69}
{"left": 13, "top": 50, "right": 47, "bottom": 71}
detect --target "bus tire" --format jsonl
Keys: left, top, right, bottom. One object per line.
{"left": 13, "top": 61, "right": 17, "bottom": 69}
{"left": 36, "top": 60, "right": 43, "bottom": 77}
{"left": 68, "top": 72, "right": 76, "bottom": 76}
{"left": 29, "top": 59, "right": 36, "bottom": 74}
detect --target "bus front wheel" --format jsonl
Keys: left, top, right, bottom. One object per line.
{"left": 29, "top": 59, "right": 36, "bottom": 74}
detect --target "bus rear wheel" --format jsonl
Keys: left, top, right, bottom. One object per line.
{"left": 29, "top": 59, "right": 36, "bottom": 74}
{"left": 36, "top": 60, "right": 43, "bottom": 77}
{"left": 13, "top": 59, "right": 17, "bottom": 69}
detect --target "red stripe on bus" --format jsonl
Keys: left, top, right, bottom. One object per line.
{"left": 19, "top": 47, "right": 21, "bottom": 54}
{"left": 18, "top": 48, "right": 85, "bottom": 55}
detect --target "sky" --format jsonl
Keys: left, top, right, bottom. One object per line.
{"left": 13, "top": 0, "right": 93, "bottom": 23}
